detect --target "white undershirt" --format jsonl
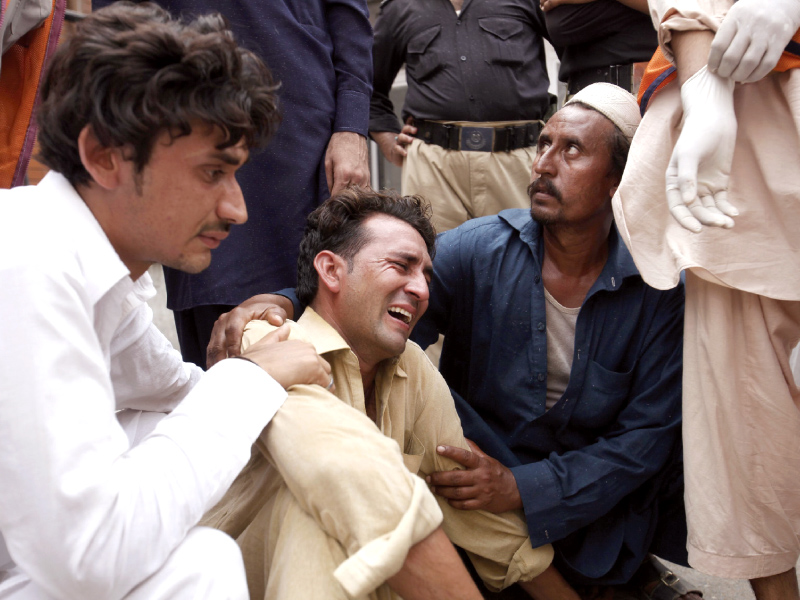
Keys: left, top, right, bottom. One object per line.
{"left": 543, "top": 287, "right": 580, "bottom": 410}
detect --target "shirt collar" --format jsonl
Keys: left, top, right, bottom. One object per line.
{"left": 41, "top": 171, "right": 133, "bottom": 306}
{"left": 498, "top": 208, "right": 641, "bottom": 292}
{"left": 295, "top": 307, "right": 351, "bottom": 355}
{"left": 294, "top": 307, "right": 408, "bottom": 378}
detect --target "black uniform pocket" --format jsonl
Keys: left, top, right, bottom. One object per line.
{"left": 478, "top": 17, "right": 525, "bottom": 67}
{"left": 407, "top": 24, "right": 445, "bottom": 82}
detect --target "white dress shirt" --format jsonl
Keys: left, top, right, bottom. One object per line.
{"left": 0, "top": 172, "right": 287, "bottom": 599}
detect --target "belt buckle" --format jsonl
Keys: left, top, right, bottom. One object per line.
{"left": 460, "top": 126, "right": 493, "bottom": 152}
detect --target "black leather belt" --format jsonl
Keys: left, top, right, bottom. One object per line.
{"left": 568, "top": 63, "right": 638, "bottom": 96}
{"left": 413, "top": 120, "right": 542, "bottom": 153}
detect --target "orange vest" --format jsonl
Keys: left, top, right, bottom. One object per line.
{"left": 0, "top": 0, "right": 66, "bottom": 188}
{"left": 638, "top": 29, "right": 800, "bottom": 115}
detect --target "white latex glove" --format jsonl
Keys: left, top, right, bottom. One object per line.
{"left": 709, "top": 0, "right": 800, "bottom": 83}
{"left": 667, "top": 65, "right": 738, "bottom": 232}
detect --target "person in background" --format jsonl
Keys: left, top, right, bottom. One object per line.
{"left": 540, "top": 0, "right": 655, "bottom": 97}
{"left": 370, "top": 0, "right": 551, "bottom": 234}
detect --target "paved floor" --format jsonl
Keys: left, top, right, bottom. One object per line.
{"left": 146, "top": 265, "right": 799, "bottom": 600}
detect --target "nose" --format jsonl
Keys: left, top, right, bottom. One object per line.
{"left": 533, "top": 146, "right": 555, "bottom": 178}
{"left": 217, "top": 178, "right": 248, "bottom": 225}
{"left": 406, "top": 268, "right": 430, "bottom": 303}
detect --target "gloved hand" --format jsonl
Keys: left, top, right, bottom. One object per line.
{"left": 667, "top": 65, "right": 738, "bottom": 232}
{"left": 709, "top": 0, "right": 800, "bottom": 83}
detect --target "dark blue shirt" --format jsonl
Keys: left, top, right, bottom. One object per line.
{"left": 93, "top": 0, "right": 373, "bottom": 310}
{"left": 412, "top": 209, "right": 685, "bottom": 583}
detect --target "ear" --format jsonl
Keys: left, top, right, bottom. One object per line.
{"left": 313, "top": 250, "right": 347, "bottom": 295}
{"left": 77, "top": 125, "right": 126, "bottom": 190}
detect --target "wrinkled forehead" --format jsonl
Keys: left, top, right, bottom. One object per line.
{"left": 359, "top": 215, "right": 432, "bottom": 265}
{"left": 540, "top": 104, "right": 615, "bottom": 142}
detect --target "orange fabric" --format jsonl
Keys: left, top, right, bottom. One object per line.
{"left": 0, "top": 0, "right": 63, "bottom": 188}
{"left": 774, "top": 30, "right": 800, "bottom": 72}
{"left": 638, "top": 28, "right": 800, "bottom": 112}
{"left": 637, "top": 47, "right": 677, "bottom": 107}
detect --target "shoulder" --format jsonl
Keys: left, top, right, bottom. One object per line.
{"left": 399, "top": 340, "right": 452, "bottom": 394}
{"left": 435, "top": 211, "right": 528, "bottom": 264}
{"left": 241, "top": 320, "right": 280, "bottom": 352}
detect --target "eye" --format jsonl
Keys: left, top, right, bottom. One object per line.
{"left": 391, "top": 261, "right": 408, "bottom": 271}
{"left": 205, "top": 168, "right": 226, "bottom": 182}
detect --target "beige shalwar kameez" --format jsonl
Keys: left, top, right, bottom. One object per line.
{"left": 203, "top": 309, "right": 553, "bottom": 599}
{"left": 613, "top": 0, "right": 800, "bottom": 580}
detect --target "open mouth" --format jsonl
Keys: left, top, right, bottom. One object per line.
{"left": 387, "top": 307, "right": 412, "bottom": 325}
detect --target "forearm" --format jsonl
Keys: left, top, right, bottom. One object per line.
{"left": 671, "top": 29, "right": 714, "bottom": 84}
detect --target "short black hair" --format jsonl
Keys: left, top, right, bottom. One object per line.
{"left": 296, "top": 187, "right": 436, "bottom": 306}
{"left": 36, "top": 1, "right": 280, "bottom": 187}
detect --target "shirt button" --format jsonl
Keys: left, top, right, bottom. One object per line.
{"left": 537, "top": 373, "right": 545, "bottom": 382}
{"left": 460, "top": 55, "right": 467, "bottom": 61}
{"left": 469, "top": 95, "right": 475, "bottom": 100}
{"left": 537, "top": 322, "right": 545, "bottom": 331}
{"left": 534, "top": 275, "right": 541, "bottom": 284}
{"left": 456, "top": 19, "right": 461, "bottom": 25}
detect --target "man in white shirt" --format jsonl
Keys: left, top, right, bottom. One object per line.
{"left": 0, "top": 4, "right": 484, "bottom": 599}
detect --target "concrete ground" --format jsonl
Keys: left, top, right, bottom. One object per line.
{"left": 146, "top": 265, "right": 798, "bottom": 599}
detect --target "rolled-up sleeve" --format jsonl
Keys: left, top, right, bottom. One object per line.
{"left": 648, "top": 0, "right": 730, "bottom": 61}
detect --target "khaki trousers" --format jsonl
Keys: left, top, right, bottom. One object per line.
{"left": 683, "top": 271, "right": 800, "bottom": 579}
{"left": 202, "top": 388, "right": 442, "bottom": 600}
{"left": 402, "top": 135, "right": 535, "bottom": 234}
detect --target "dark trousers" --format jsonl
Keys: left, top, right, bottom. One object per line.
{"left": 172, "top": 304, "right": 235, "bottom": 369}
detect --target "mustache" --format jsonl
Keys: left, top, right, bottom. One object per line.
{"left": 528, "top": 178, "right": 562, "bottom": 204}
{"left": 199, "top": 222, "right": 232, "bottom": 235}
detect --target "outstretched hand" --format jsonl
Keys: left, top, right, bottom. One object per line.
{"left": 666, "top": 65, "right": 738, "bottom": 232}
{"left": 427, "top": 439, "right": 522, "bottom": 513}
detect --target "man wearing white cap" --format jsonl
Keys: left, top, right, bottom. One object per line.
{"left": 209, "top": 83, "right": 700, "bottom": 598}
{"left": 415, "top": 82, "right": 699, "bottom": 599}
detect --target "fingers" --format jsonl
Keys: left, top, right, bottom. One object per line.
{"left": 694, "top": 190, "right": 735, "bottom": 228}
{"left": 242, "top": 337, "right": 331, "bottom": 389}
{"left": 446, "top": 498, "right": 485, "bottom": 511}
{"left": 465, "top": 438, "right": 486, "bottom": 457}
{"left": 324, "top": 154, "right": 335, "bottom": 195}
{"left": 712, "top": 190, "right": 739, "bottom": 218}
{"left": 427, "top": 468, "right": 475, "bottom": 488}
{"left": 206, "top": 309, "right": 251, "bottom": 368}
{"left": 262, "top": 306, "right": 288, "bottom": 327}
{"left": 432, "top": 483, "right": 480, "bottom": 501}
{"left": 436, "top": 444, "right": 480, "bottom": 468}
{"left": 728, "top": 38, "right": 769, "bottom": 83}
{"left": 708, "top": 19, "right": 737, "bottom": 75}
{"left": 666, "top": 148, "right": 702, "bottom": 233}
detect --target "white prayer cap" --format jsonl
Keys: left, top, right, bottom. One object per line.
{"left": 564, "top": 83, "right": 640, "bottom": 143}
